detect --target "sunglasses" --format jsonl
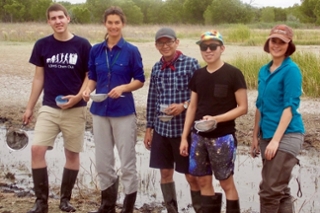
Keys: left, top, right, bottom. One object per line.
{"left": 200, "top": 43, "right": 221, "bottom": 51}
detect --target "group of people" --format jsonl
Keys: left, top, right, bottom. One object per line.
{"left": 22, "top": 3, "right": 304, "bottom": 213}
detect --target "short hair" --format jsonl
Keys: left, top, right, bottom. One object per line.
{"left": 46, "top": 3, "right": 69, "bottom": 20}
{"left": 103, "top": 6, "right": 126, "bottom": 24}
{"left": 263, "top": 39, "right": 296, "bottom": 57}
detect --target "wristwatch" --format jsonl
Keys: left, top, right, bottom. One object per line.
{"left": 183, "top": 101, "right": 188, "bottom": 109}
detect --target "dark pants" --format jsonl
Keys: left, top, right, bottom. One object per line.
{"left": 259, "top": 150, "right": 298, "bottom": 213}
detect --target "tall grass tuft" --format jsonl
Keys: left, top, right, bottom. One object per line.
{"left": 292, "top": 51, "right": 320, "bottom": 97}
{"left": 229, "top": 54, "right": 270, "bottom": 89}
{"left": 226, "top": 24, "right": 251, "bottom": 43}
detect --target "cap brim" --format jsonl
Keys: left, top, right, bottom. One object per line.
{"left": 196, "top": 38, "right": 223, "bottom": 45}
{"left": 155, "top": 35, "right": 175, "bottom": 41}
{"left": 268, "top": 34, "right": 290, "bottom": 43}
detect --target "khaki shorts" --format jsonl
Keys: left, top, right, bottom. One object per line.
{"left": 33, "top": 105, "right": 86, "bottom": 152}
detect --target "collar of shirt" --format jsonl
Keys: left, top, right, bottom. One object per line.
{"left": 104, "top": 37, "right": 126, "bottom": 50}
{"left": 160, "top": 50, "right": 182, "bottom": 71}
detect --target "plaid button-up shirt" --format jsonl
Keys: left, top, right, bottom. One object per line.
{"left": 146, "top": 54, "right": 200, "bottom": 137}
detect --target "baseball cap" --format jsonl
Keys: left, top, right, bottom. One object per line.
{"left": 155, "top": 27, "right": 176, "bottom": 41}
{"left": 267, "top": 24, "right": 293, "bottom": 43}
{"left": 264, "top": 24, "right": 296, "bottom": 56}
{"left": 196, "top": 30, "right": 224, "bottom": 45}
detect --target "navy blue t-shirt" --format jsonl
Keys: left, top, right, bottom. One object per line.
{"left": 29, "top": 34, "right": 91, "bottom": 108}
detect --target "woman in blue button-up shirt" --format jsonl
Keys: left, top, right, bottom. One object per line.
{"left": 82, "top": 6, "right": 145, "bottom": 213}
{"left": 251, "top": 25, "right": 304, "bottom": 213}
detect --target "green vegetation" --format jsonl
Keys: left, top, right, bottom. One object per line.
{"left": 1, "top": 0, "right": 320, "bottom": 26}
{"left": 2, "top": 23, "right": 320, "bottom": 46}
{"left": 229, "top": 52, "right": 320, "bottom": 98}
{"left": 229, "top": 54, "right": 269, "bottom": 90}
{"left": 226, "top": 25, "right": 251, "bottom": 43}
{"left": 292, "top": 52, "right": 320, "bottom": 97}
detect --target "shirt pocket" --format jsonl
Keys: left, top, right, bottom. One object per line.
{"left": 175, "top": 73, "right": 189, "bottom": 91}
{"left": 214, "top": 84, "right": 228, "bottom": 97}
{"left": 112, "top": 61, "right": 130, "bottom": 76}
{"left": 94, "top": 59, "right": 107, "bottom": 74}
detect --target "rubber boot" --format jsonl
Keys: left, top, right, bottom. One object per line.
{"left": 27, "top": 167, "right": 49, "bottom": 213}
{"left": 59, "top": 168, "right": 79, "bottom": 212}
{"left": 88, "top": 177, "right": 119, "bottom": 213}
{"left": 259, "top": 151, "right": 298, "bottom": 213}
{"left": 160, "top": 182, "right": 178, "bottom": 213}
{"left": 226, "top": 199, "right": 240, "bottom": 213}
{"left": 201, "top": 193, "right": 222, "bottom": 213}
{"left": 120, "top": 191, "right": 137, "bottom": 213}
{"left": 190, "top": 190, "right": 202, "bottom": 213}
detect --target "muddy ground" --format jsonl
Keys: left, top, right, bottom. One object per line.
{"left": 0, "top": 41, "right": 319, "bottom": 212}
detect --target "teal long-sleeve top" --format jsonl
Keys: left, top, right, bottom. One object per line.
{"left": 256, "top": 57, "right": 305, "bottom": 139}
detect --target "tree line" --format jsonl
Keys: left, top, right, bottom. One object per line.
{"left": 1, "top": 0, "right": 319, "bottom": 25}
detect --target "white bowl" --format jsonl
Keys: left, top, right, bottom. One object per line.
{"left": 158, "top": 115, "right": 173, "bottom": 122}
{"left": 6, "top": 127, "right": 29, "bottom": 152}
{"left": 90, "top": 93, "right": 108, "bottom": 102}
{"left": 194, "top": 120, "right": 217, "bottom": 132}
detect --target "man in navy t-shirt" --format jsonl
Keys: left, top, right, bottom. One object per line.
{"left": 23, "top": 3, "right": 91, "bottom": 213}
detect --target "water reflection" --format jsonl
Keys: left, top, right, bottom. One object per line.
{"left": 0, "top": 127, "right": 319, "bottom": 212}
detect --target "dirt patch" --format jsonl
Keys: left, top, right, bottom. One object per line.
{"left": 0, "top": 41, "right": 319, "bottom": 212}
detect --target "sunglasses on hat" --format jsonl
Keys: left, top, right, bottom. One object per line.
{"left": 200, "top": 43, "right": 221, "bottom": 51}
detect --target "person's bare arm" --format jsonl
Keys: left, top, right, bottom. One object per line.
{"left": 144, "top": 127, "right": 153, "bottom": 150}
{"left": 251, "top": 108, "right": 261, "bottom": 157}
{"left": 180, "top": 91, "right": 198, "bottom": 156}
{"left": 82, "top": 79, "right": 97, "bottom": 102}
{"left": 23, "top": 66, "right": 44, "bottom": 124}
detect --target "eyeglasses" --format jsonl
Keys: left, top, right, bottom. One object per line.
{"left": 200, "top": 43, "right": 221, "bottom": 51}
{"left": 156, "top": 40, "right": 175, "bottom": 47}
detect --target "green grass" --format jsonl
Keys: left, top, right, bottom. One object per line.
{"left": 292, "top": 52, "right": 320, "bottom": 97}
{"left": 2, "top": 23, "right": 320, "bottom": 45}
{"left": 229, "top": 53, "right": 270, "bottom": 90}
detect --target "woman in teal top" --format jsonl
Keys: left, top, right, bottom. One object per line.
{"left": 251, "top": 25, "right": 304, "bottom": 213}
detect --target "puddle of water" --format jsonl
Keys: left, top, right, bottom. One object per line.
{"left": 0, "top": 127, "right": 319, "bottom": 212}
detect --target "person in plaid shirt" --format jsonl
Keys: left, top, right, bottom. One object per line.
{"left": 143, "top": 27, "right": 207, "bottom": 213}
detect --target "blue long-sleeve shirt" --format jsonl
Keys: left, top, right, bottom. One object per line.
{"left": 88, "top": 38, "right": 145, "bottom": 117}
{"left": 256, "top": 57, "right": 304, "bottom": 139}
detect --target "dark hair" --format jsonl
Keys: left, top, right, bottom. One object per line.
{"left": 263, "top": 39, "right": 296, "bottom": 57}
{"left": 103, "top": 6, "right": 126, "bottom": 24}
{"left": 46, "top": 3, "right": 68, "bottom": 20}
{"left": 103, "top": 6, "right": 126, "bottom": 40}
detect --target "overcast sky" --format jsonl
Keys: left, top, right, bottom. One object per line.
{"left": 64, "top": 0, "right": 301, "bottom": 8}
